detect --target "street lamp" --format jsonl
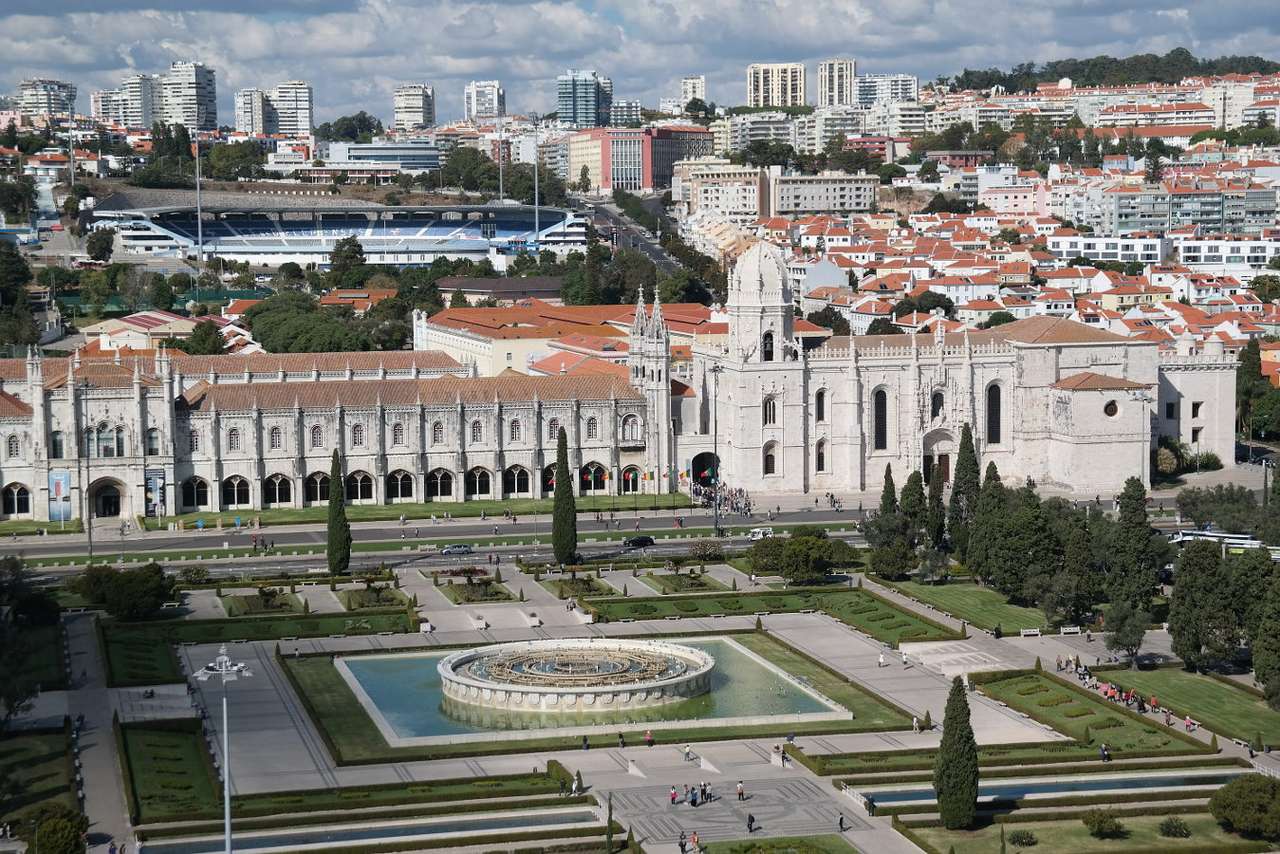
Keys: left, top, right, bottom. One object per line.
{"left": 194, "top": 645, "right": 253, "bottom": 854}
{"left": 709, "top": 364, "right": 724, "bottom": 537}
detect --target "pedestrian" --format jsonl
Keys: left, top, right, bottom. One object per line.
{"left": 877, "top": 652, "right": 885, "bottom": 668}
{"left": 617, "top": 732, "right": 625, "bottom": 748}
{"left": 691, "top": 831, "right": 699, "bottom": 852}
{"left": 559, "top": 779, "right": 566, "bottom": 797}
{"left": 582, "top": 735, "right": 589, "bottom": 750}
{"left": 838, "top": 814, "right": 847, "bottom": 832}
{"left": 1164, "top": 709, "right": 1173, "bottom": 727}
{"left": 645, "top": 729, "right": 654, "bottom": 747}
{"left": 670, "top": 785, "right": 678, "bottom": 806}
{"left": 737, "top": 780, "right": 744, "bottom": 801}
{"left": 1185, "top": 714, "right": 1194, "bottom": 732}
{"left": 683, "top": 783, "right": 689, "bottom": 802}
{"left": 689, "top": 788, "right": 697, "bottom": 808}
{"left": 684, "top": 743, "right": 693, "bottom": 761}
{"left": 679, "top": 831, "right": 687, "bottom": 854}
{"left": 901, "top": 650, "right": 909, "bottom": 667}
{"left": 747, "top": 813, "right": 756, "bottom": 833}
{"left": 912, "top": 715, "right": 920, "bottom": 734}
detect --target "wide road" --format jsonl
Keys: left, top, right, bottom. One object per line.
{"left": 587, "top": 200, "right": 680, "bottom": 274}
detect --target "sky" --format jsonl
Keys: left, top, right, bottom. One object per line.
{"left": 3, "top": 1, "right": 1280, "bottom": 125}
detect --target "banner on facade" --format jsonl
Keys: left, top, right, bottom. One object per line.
{"left": 48, "top": 470, "right": 71, "bottom": 522}
{"left": 145, "top": 469, "right": 166, "bottom": 518}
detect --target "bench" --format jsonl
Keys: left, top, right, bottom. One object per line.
{"left": 281, "top": 636, "right": 297, "bottom": 641}
{"left": 1019, "top": 628, "right": 1042, "bottom": 638}
{"left": 1059, "top": 625, "right": 1082, "bottom": 635}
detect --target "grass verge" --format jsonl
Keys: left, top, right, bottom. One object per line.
{"left": 1102, "top": 665, "right": 1280, "bottom": 747}
{"left": 879, "top": 578, "right": 1045, "bottom": 632}
{"left": 703, "top": 835, "right": 863, "bottom": 854}
{"left": 905, "top": 813, "right": 1268, "bottom": 854}
{"left": 0, "top": 724, "right": 76, "bottom": 825}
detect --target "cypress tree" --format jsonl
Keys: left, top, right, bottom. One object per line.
{"left": 900, "top": 470, "right": 925, "bottom": 546}
{"left": 966, "top": 462, "right": 1005, "bottom": 582}
{"left": 926, "top": 465, "right": 946, "bottom": 550}
{"left": 552, "top": 426, "right": 577, "bottom": 564}
{"left": 948, "top": 424, "right": 980, "bottom": 561}
{"left": 879, "top": 463, "right": 898, "bottom": 516}
{"left": 1254, "top": 575, "right": 1280, "bottom": 710}
{"left": 1111, "top": 477, "right": 1157, "bottom": 609}
{"left": 934, "top": 676, "right": 979, "bottom": 829}
{"left": 327, "top": 449, "right": 351, "bottom": 575}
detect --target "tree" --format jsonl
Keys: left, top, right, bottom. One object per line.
{"left": 177, "top": 320, "right": 225, "bottom": 355}
{"left": 552, "top": 427, "right": 577, "bottom": 564}
{"left": 328, "top": 236, "right": 365, "bottom": 285}
{"left": 866, "top": 317, "right": 902, "bottom": 335}
{"left": 147, "top": 274, "right": 175, "bottom": 311}
{"left": 578, "top": 165, "right": 592, "bottom": 193}
{"left": 806, "top": 306, "right": 851, "bottom": 336}
{"left": 1169, "top": 539, "right": 1237, "bottom": 670}
{"left": 966, "top": 462, "right": 1005, "bottom": 582}
{"left": 879, "top": 464, "right": 898, "bottom": 516}
{"left": 449, "top": 289, "right": 469, "bottom": 308}
{"left": 1105, "top": 601, "right": 1150, "bottom": 666}
{"left": 948, "top": 424, "right": 980, "bottom": 561}
{"left": 918, "top": 159, "right": 940, "bottom": 182}
{"left": 780, "top": 535, "right": 831, "bottom": 585}
{"left": 33, "top": 816, "right": 85, "bottom": 854}
{"left": 934, "top": 676, "right": 979, "bottom": 829}
{"left": 315, "top": 111, "right": 384, "bottom": 142}
{"left": 900, "top": 470, "right": 926, "bottom": 547}
{"left": 1254, "top": 575, "right": 1280, "bottom": 710}
{"left": 327, "top": 450, "right": 351, "bottom": 575}
{"left": 1109, "top": 477, "right": 1160, "bottom": 609}
{"left": 1208, "top": 774, "right": 1280, "bottom": 840}
{"left": 100, "top": 563, "right": 176, "bottom": 621}
{"left": 1040, "top": 512, "right": 1098, "bottom": 625}
{"left": 749, "top": 536, "right": 787, "bottom": 576}
{"left": 0, "top": 242, "right": 36, "bottom": 349}
{"left": 980, "top": 310, "right": 1016, "bottom": 328}
{"left": 205, "top": 140, "right": 265, "bottom": 180}
{"left": 86, "top": 228, "right": 115, "bottom": 262}
{"left": 926, "top": 465, "right": 946, "bottom": 550}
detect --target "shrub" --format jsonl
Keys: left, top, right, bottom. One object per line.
{"left": 1159, "top": 815, "right": 1191, "bottom": 838}
{"left": 1081, "top": 808, "right": 1124, "bottom": 839}
{"left": 1007, "top": 829, "right": 1037, "bottom": 846}
{"left": 1208, "top": 773, "right": 1280, "bottom": 839}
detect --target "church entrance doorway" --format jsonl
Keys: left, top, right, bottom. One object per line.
{"left": 90, "top": 480, "right": 125, "bottom": 518}
{"left": 923, "top": 454, "right": 950, "bottom": 484}
{"left": 690, "top": 452, "right": 719, "bottom": 488}
{"left": 922, "top": 429, "right": 956, "bottom": 484}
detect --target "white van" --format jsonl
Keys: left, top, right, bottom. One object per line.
{"left": 748, "top": 527, "right": 774, "bottom": 541}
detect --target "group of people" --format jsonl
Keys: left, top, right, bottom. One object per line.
{"left": 248, "top": 533, "right": 274, "bottom": 552}
{"left": 693, "top": 483, "right": 754, "bottom": 518}
{"left": 818, "top": 493, "right": 845, "bottom": 511}
{"left": 1060, "top": 655, "right": 1200, "bottom": 733}
{"left": 669, "top": 781, "right": 716, "bottom": 807}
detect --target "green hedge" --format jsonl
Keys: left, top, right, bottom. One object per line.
{"left": 837, "top": 755, "right": 1247, "bottom": 787}
{"left": 292, "top": 823, "right": 620, "bottom": 854}
{"left": 875, "top": 786, "right": 1218, "bottom": 817}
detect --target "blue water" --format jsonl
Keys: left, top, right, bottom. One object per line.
{"left": 869, "top": 772, "right": 1240, "bottom": 804}
{"left": 343, "top": 638, "right": 828, "bottom": 737}
{"left": 141, "top": 809, "right": 599, "bottom": 854}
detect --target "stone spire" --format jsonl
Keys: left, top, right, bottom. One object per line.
{"left": 630, "top": 288, "right": 649, "bottom": 337}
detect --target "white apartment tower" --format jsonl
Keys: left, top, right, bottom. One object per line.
{"left": 853, "top": 74, "right": 919, "bottom": 107}
{"left": 90, "top": 90, "right": 123, "bottom": 126}
{"left": 270, "top": 81, "right": 314, "bottom": 135}
{"left": 817, "top": 59, "right": 856, "bottom": 107}
{"left": 234, "top": 88, "right": 269, "bottom": 135}
{"left": 681, "top": 75, "right": 707, "bottom": 105}
{"left": 394, "top": 84, "right": 436, "bottom": 130}
{"left": 18, "top": 78, "right": 77, "bottom": 116}
{"left": 119, "top": 74, "right": 159, "bottom": 128}
{"left": 746, "top": 63, "right": 806, "bottom": 108}
{"left": 159, "top": 62, "right": 218, "bottom": 131}
{"left": 463, "top": 80, "right": 506, "bottom": 122}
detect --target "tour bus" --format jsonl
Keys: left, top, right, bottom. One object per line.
{"left": 1170, "top": 529, "right": 1280, "bottom": 561}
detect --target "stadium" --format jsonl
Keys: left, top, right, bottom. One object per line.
{"left": 91, "top": 201, "right": 590, "bottom": 271}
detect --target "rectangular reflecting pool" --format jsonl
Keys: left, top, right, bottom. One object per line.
{"left": 866, "top": 771, "right": 1241, "bottom": 805}
{"left": 340, "top": 638, "right": 836, "bottom": 739}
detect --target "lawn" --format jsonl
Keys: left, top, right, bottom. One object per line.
{"left": 540, "top": 575, "right": 614, "bottom": 599}
{"left": 281, "top": 632, "right": 911, "bottom": 764}
{"left": 589, "top": 588, "right": 961, "bottom": 648}
{"left": 119, "top": 721, "right": 220, "bottom": 823}
{"left": 103, "top": 611, "right": 413, "bottom": 686}
{"left": 640, "top": 571, "right": 729, "bottom": 595}
{"left": 881, "top": 579, "right": 1046, "bottom": 632}
{"left": 703, "top": 835, "right": 863, "bottom": 854}
{"left": 438, "top": 578, "right": 515, "bottom": 604}
{"left": 908, "top": 813, "right": 1269, "bottom": 854}
{"left": 220, "top": 590, "right": 304, "bottom": 617}
{"left": 0, "top": 518, "right": 81, "bottom": 535}
{"left": 1103, "top": 667, "right": 1280, "bottom": 747}
{"left": 335, "top": 587, "right": 411, "bottom": 611}
{"left": 144, "top": 493, "right": 693, "bottom": 530}
{"left": 18, "top": 624, "right": 67, "bottom": 690}
{"left": 978, "top": 673, "right": 1205, "bottom": 755}
{"left": 0, "top": 730, "right": 75, "bottom": 825}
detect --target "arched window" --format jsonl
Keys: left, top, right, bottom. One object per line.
{"left": 181, "top": 477, "right": 209, "bottom": 509}
{"left": 305, "top": 472, "right": 330, "bottom": 503}
{"left": 426, "top": 469, "right": 453, "bottom": 498}
{"left": 816, "top": 440, "right": 827, "bottom": 472}
{"left": 432, "top": 421, "right": 444, "bottom": 445}
{"left": 227, "top": 428, "right": 241, "bottom": 452}
{"left": 502, "top": 466, "right": 530, "bottom": 495}
{"left": 387, "top": 470, "right": 414, "bottom": 500}
{"left": 762, "top": 396, "right": 777, "bottom": 427}
{"left": 465, "top": 467, "right": 491, "bottom": 497}
{"left": 762, "top": 331, "right": 775, "bottom": 362}
{"left": 145, "top": 428, "right": 160, "bottom": 456}
{"left": 351, "top": 424, "right": 364, "bottom": 447}
{"left": 189, "top": 430, "right": 200, "bottom": 453}
{"left": 263, "top": 475, "right": 292, "bottom": 506}
{"left": 391, "top": 422, "right": 404, "bottom": 446}
{"left": 50, "top": 431, "right": 64, "bottom": 459}
{"left": 763, "top": 442, "right": 778, "bottom": 475}
{"left": 986, "top": 384, "right": 1002, "bottom": 445}
{"left": 345, "top": 472, "right": 373, "bottom": 501}
{"left": 310, "top": 424, "right": 323, "bottom": 449}
{"left": 621, "top": 414, "right": 641, "bottom": 442}
{"left": 221, "top": 476, "right": 250, "bottom": 507}
{"left": 586, "top": 417, "right": 599, "bottom": 440}
{"left": 115, "top": 427, "right": 125, "bottom": 457}
{"left": 509, "top": 419, "right": 522, "bottom": 442}
{"left": 470, "top": 420, "right": 483, "bottom": 443}
{"left": 931, "top": 391, "right": 944, "bottom": 420}
{"left": 621, "top": 466, "right": 640, "bottom": 494}
{"left": 2, "top": 484, "right": 30, "bottom": 516}
{"left": 5, "top": 436, "right": 17, "bottom": 458}
{"left": 269, "top": 427, "right": 282, "bottom": 451}
{"left": 873, "top": 389, "right": 888, "bottom": 450}
{"left": 541, "top": 464, "right": 557, "bottom": 493}
{"left": 580, "top": 463, "right": 607, "bottom": 492}
{"left": 547, "top": 417, "right": 560, "bottom": 440}
{"left": 97, "top": 424, "right": 114, "bottom": 458}
{"left": 815, "top": 389, "right": 827, "bottom": 423}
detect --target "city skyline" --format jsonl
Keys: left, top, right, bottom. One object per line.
{"left": 4, "top": 1, "right": 1280, "bottom": 125}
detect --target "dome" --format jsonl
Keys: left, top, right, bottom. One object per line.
{"left": 730, "top": 241, "right": 789, "bottom": 298}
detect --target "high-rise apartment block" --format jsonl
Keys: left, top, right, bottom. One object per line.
{"left": 817, "top": 59, "right": 856, "bottom": 107}
{"left": 557, "top": 69, "right": 612, "bottom": 128}
{"left": 463, "top": 80, "right": 506, "bottom": 122}
{"left": 681, "top": 75, "right": 707, "bottom": 105}
{"left": 746, "top": 63, "right": 806, "bottom": 108}
{"left": 236, "top": 81, "right": 312, "bottom": 135}
{"left": 393, "top": 84, "right": 436, "bottom": 130}
{"left": 18, "top": 78, "right": 77, "bottom": 116}
{"left": 609, "top": 99, "right": 643, "bottom": 127}
{"left": 852, "top": 74, "right": 919, "bottom": 107}
{"left": 92, "top": 63, "right": 216, "bottom": 130}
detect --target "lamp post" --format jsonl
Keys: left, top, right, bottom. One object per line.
{"left": 194, "top": 645, "right": 253, "bottom": 854}
{"left": 709, "top": 364, "right": 723, "bottom": 537}
{"left": 530, "top": 112, "right": 540, "bottom": 254}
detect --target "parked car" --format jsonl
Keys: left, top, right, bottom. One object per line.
{"left": 623, "top": 535, "right": 655, "bottom": 549}
{"left": 440, "top": 543, "right": 473, "bottom": 555}
{"left": 748, "top": 527, "right": 775, "bottom": 541}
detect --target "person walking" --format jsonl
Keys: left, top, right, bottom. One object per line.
{"left": 645, "top": 729, "right": 654, "bottom": 747}
{"left": 684, "top": 743, "right": 693, "bottom": 762}
{"left": 678, "top": 831, "right": 687, "bottom": 854}
{"left": 912, "top": 715, "right": 920, "bottom": 734}
{"left": 670, "top": 785, "right": 678, "bottom": 806}
{"left": 746, "top": 813, "right": 756, "bottom": 833}
{"left": 691, "top": 831, "right": 699, "bottom": 852}
{"left": 838, "top": 814, "right": 847, "bottom": 832}
{"left": 877, "top": 652, "right": 886, "bottom": 668}
{"left": 736, "top": 780, "right": 745, "bottom": 801}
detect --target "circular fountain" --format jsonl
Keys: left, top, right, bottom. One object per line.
{"left": 438, "top": 638, "right": 714, "bottom": 713}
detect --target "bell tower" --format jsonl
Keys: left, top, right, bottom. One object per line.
{"left": 726, "top": 241, "right": 795, "bottom": 364}
{"left": 627, "top": 292, "right": 673, "bottom": 492}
